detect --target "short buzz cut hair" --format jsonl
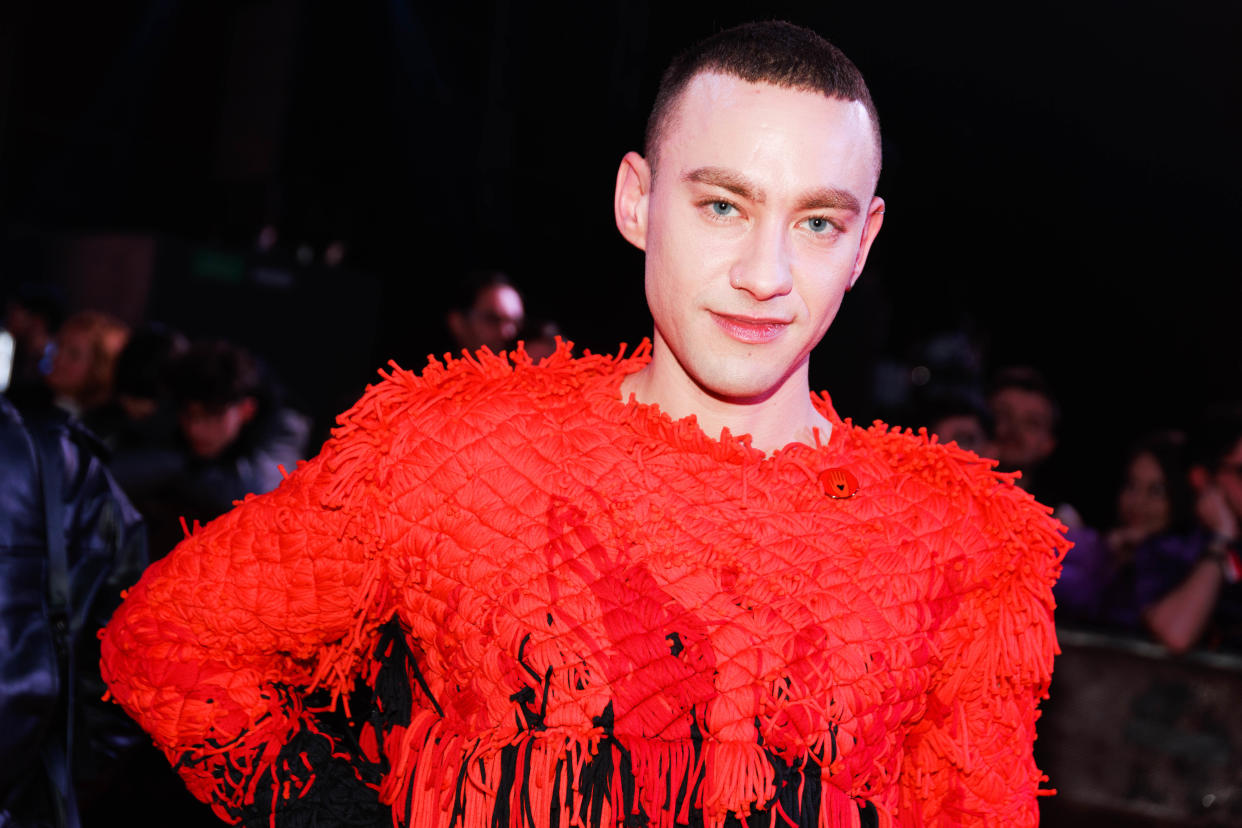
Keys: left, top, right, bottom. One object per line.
{"left": 644, "top": 20, "right": 881, "bottom": 176}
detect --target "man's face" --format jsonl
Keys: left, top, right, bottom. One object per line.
{"left": 932, "top": 414, "right": 992, "bottom": 456}
{"left": 616, "top": 73, "right": 884, "bottom": 404}
{"left": 449, "top": 284, "right": 525, "bottom": 354}
{"left": 989, "top": 388, "right": 1056, "bottom": 471}
{"left": 179, "top": 399, "right": 256, "bottom": 460}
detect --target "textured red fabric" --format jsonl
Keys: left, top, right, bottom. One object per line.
{"left": 100, "top": 342, "right": 1066, "bottom": 827}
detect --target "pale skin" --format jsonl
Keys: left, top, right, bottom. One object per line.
{"left": 614, "top": 73, "right": 885, "bottom": 454}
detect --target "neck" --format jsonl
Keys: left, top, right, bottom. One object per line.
{"left": 620, "top": 345, "right": 832, "bottom": 455}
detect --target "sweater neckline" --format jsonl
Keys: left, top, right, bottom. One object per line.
{"left": 584, "top": 339, "right": 847, "bottom": 467}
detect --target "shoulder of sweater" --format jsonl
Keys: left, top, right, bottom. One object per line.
{"left": 838, "top": 417, "right": 1068, "bottom": 555}
{"left": 320, "top": 344, "right": 636, "bottom": 454}
{"left": 837, "top": 417, "right": 1009, "bottom": 495}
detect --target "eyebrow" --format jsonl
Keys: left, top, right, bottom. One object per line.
{"left": 682, "top": 166, "right": 861, "bottom": 215}
{"left": 795, "top": 187, "right": 860, "bottom": 215}
{"left": 684, "top": 166, "right": 764, "bottom": 203}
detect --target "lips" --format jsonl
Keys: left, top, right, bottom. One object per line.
{"left": 710, "top": 312, "right": 790, "bottom": 344}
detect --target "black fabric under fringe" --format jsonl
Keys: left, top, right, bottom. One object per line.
{"left": 213, "top": 616, "right": 877, "bottom": 828}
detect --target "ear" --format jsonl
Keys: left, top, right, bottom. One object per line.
{"left": 847, "top": 196, "right": 886, "bottom": 289}
{"left": 447, "top": 309, "right": 467, "bottom": 342}
{"left": 614, "top": 151, "right": 651, "bottom": 251}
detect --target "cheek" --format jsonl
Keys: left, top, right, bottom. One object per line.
{"left": 648, "top": 201, "right": 733, "bottom": 281}
{"left": 792, "top": 239, "right": 858, "bottom": 298}
{"left": 645, "top": 231, "right": 710, "bottom": 315}
{"left": 798, "top": 271, "right": 848, "bottom": 326}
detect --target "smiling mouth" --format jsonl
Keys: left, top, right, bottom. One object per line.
{"left": 710, "top": 312, "right": 790, "bottom": 344}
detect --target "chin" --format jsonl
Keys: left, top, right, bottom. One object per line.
{"left": 692, "top": 365, "right": 789, "bottom": 405}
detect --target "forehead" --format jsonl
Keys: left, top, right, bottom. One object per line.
{"left": 182, "top": 400, "right": 233, "bottom": 417}
{"left": 993, "top": 388, "right": 1053, "bottom": 413}
{"left": 475, "top": 284, "right": 523, "bottom": 313}
{"left": 1128, "top": 452, "right": 1163, "bottom": 477}
{"left": 656, "top": 73, "right": 880, "bottom": 191}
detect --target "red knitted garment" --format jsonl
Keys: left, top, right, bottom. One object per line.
{"left": 100, "top": 342, "right": 1066, "bottom": 828}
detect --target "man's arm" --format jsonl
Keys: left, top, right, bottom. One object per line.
{"left": 898, "top": 479, "right": 1065, "bottom": 826}
{"left": 100, "top": 386, "right": 401, "bottom": 825}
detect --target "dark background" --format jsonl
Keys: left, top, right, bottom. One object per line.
{"left": 1, "top": 0, "right": 1239, "bottom": 524}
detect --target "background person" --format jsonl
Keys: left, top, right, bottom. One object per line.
{"left": 1144, "top": 406, "right": 1242, "bottom": 653}
{"left": 444, "top": 269, "right": 525, "bottom": 356}
{"left": 1056, "top": 431, "right": 1201, "bottom": 633}
{"left": 42, "top": 310, "right": 129, "bottom": 419}
{"left": 988, "top": 365, "right": 1081, "bottom": 527}
{"left": 129, "top": 339, "right": 311, "bottom": 558}
{"left": 0, "top": 396, "right": 148, "bottom": 826}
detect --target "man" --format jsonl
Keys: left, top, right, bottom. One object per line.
{"left": 445, "top": 270, "right": 526, "bottom": 356}
{"left": 136, "top": 339, "right": 311, "bottom": 557}
{"left": 988, "top": 366, "right": 1081, "bottom": 527}
{"left": 918, "top": 394, "right": 993, "bottom": 457}
{"left": 101, "top": 22, "right": 1064, "bottom": 827}
{"left": 988, "top": 367, "right": 1058, "bottom": 483}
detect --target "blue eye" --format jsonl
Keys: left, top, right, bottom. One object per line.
{"left": 805, "top": 217, "right": 834, "bottom": 234}
{"left": 710, "top": 201, "right": 736, "bottom": 217}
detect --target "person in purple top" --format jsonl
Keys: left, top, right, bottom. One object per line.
{"left": 1056, "top": 431, "right": 1204, "bottom": 634}
{"left": 1145, "top": 407, "right": 1242, "bottom": 653}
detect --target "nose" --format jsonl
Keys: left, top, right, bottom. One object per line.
{"left": 729, "top": 221, "right": 793, "bottom": 301}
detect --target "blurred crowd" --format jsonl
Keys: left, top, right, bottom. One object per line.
{"left": 0, "top": 269, "right": 570, "bottom": 825}
{"left": 6, "top": 271, "right": 1240, "bottom": 654}
{"left": 0, "top": 270, "right": 567, "bottom": 564}
{"left": 902, "top": 345, "right": 1242, "bottom": 655}
{"left": 1, "top": 266, "right": 1239, "bottom": 824}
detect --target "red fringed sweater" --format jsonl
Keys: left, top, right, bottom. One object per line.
{"left": 101, "top": 343, "right": 1066, "bottom": 828}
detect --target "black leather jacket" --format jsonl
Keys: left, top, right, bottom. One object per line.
{"left": 0, "top": 397, "right": 148, "bottom": 826}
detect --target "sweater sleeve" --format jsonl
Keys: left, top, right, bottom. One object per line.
{"left": 897, "top": 471, "right": 1066, "bottom": 827}
{"left": 100, "top": 381, "right": 404, "bottom": 825}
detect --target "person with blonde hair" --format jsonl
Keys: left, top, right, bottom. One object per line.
{"left": 44, "top": 310, "right": 129, "bottom": 417}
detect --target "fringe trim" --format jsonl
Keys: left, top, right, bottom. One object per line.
{"left": 115, "top": 343, "right": 1064, "bottom": 826}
